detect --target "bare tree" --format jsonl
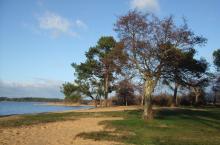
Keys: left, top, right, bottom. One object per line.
{"left": 114, "top": 11, "right": 206, "bottom": 120}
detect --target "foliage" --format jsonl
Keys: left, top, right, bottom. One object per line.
{"left": 116, "top": 79, "right": 135, "bottom": 106}
{"left": 213, "top": 49, "right": 220, "bottom": 71}
{"left": 114, "top": 10, "right": 206, "bottom": 119}
{"left": 72, "top": 59, "right": 102, "bottom": 102}
{"left": 61, "top": 82, "right": 81, "bottom": 102}
{"left": 162, "top": 48, "right": 209, "bottom": 106}
{"left": 72, "top": 36, "right": 126, "bottom": 107}
{"left": 152, "top": 94, "right": 172, "bottom": 106}
{"left": 0, "top": 97, "right": 63, "bottom": 102}
{"left": 212, "top": 76, "right": 220, "bottom": 104}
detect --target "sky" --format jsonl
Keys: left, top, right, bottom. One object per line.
{"left": 0, "top": 0, "right": 219, "bottom": 98}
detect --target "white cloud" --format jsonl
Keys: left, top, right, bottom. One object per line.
{"left": 37, "top": 11, "right": 86, "bottom": 38}
{"left": 0, "top": 79, "right": 64, "bottom": 98}
{"left": 130, "top": 0, "right": 160, "bottom": 12}
{"left": 75, "top": 20, "right": 87, "bottom": 29}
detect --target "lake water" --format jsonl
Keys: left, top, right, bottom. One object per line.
{"left": 0, "top": 101, "right": 93, "bottom": 116}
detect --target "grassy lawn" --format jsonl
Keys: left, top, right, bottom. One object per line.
{"left": 78, "top": 107, "right": 220, "bottom": 145}
{"left": 1, "top": 107, "right": 220, "bottom": 145}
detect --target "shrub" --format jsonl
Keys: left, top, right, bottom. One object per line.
{"left": 152, "top": 93, "right": 172, "bottom": 106}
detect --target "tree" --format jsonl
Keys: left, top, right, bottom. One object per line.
{"left": 162, "top": 48, "right": 192, "bottom": 106}
{"left": 212, "top": 49, "right": 220, "bottom": 104}
{"left": 163, "top": 49, "right": 209, "bottom": 106}
{"left": 116, "top": 79, "right": 135, "bottom": 106}
{"left": 114, "top": 11, "right": 206, "bottom": 120}
{"left": 72, "top": 58, "right": 103, "bottom": 107}
{"left": 73, "top": 36, "right": 125, "bottom": 107}
{"left": 61, "top": 82, "right": 81, "bottom": 103}
{"left": 212, "top": 77, "right": 220, "bottom": 104}
{"left": 85, "top": 36, "right": 124, "bottom": 107}
{"left": 213, "top": 49, "right": 220, "bottom": 71}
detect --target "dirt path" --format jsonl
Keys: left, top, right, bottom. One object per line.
{"left": 75, "top": 105, "right": 142, "bottom": 112}
{"left": 0, "top": 117, "right": 123, "bottom": 145}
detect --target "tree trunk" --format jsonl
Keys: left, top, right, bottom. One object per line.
{"left": 143, "top": 79, "right": 156, "bottom": 120}
{"left": 104, "top": 74, "right": 109, "bottom": 107}
{"left": 172, "top": 83, "right": 179, "bottom": 107}
{"left": 141, "top": 95, "right": 144, "bottom": 106}
{"left": 193, "top": 87, "right": 200, "bottom": 105}
{"left": 195, "top": 94, "right": 199, "bottom": 104}
{"left": 94, "top": 99, "right": 97, "bottom": 108}
{"left": 213, "top": 91, "right": 216, "bottom": 105}
{"left": 100, "top": 99, "right": 102, "bottom": 107}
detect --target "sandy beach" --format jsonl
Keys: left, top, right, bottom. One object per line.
{"left": 0, "top": 106, "right": 140, "bottom": 145}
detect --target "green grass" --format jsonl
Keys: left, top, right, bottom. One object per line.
{"left": 1, "top": 107, "right": 220, "bottom": 145}
{"left": 0, "top": 111, "right": 124, "bottom": 128}
{"left": 77, "top": 107, "right": 220, "bottom": 145}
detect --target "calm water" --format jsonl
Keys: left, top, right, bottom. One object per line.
{"left": 0, "top": 101, "right": 93, "bottom": 116}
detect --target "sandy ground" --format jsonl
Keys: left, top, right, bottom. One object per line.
{"left": 74, "top": 105, "right": 142, "bottom": 112}
{"left": 0, "top": 106, "right": 140, "bottom": 145}
{"left": 0, "top": 117, "right": 124, "bottom": 145}
{"left": 43, "top": 102, "right": 93, "bottom": 107}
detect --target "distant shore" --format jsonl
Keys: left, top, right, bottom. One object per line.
{"left": 44, "top": 102, "right": 94, "bottom": 107}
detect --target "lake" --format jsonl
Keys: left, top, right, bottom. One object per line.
{"left": 0, "top": 101, "right": 93, "bottom": 116}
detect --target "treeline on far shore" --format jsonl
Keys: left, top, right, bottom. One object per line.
{"left": 0, "top": 97, "right": 64, "bottom": 102}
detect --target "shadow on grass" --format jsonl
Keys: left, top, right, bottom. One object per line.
{"left": 0, "top": 110, "right": 139, "bottom": 128}
{"left": 157, "top": 107, "right": 220, "bottom": 130}
{"left": 77, "top": 107, "right": 220, "bottom": 145}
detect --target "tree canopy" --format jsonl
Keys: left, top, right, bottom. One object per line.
{"left": 61, "top": 82, "right": 81, "bottom": 102}
{"left": 213, "top": 49, "right": 220, "bottom": 71}
{"left": 114, "top": 10, "right": 206, "bottom": 119}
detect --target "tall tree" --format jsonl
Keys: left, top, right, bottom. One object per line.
{"left": 213, "top": 49, "right": 220, "bottom": 71}
{"left": 163, "top": 49, "right": 209, "bottom": 106}
{"left": 114, "top": 11, "right": 206, "bottom": 120}
{"left": 72, "top": 59, "right": 102, "bottom": 107}
{"left": 73, "top": 36, "right": 125, "bottom": 107}
{"left": 86, "top": 36, "right": 127, "bottom": 107}
{"left": 212, "top": 49, "right": 220, "bottom": 104}
{"left": 212, "top": 77, "right": 220, "bottom": 104}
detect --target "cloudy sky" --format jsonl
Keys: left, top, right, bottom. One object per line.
{"left": 0, "top": 0, "right": 219, "bottom": 98}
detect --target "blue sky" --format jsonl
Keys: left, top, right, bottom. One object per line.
{"left": 0, "top": 0, "right": 219, "bottom": 98}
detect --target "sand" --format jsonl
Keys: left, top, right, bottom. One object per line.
{"left": 0, "top": 117, "right": 124, "bottom": 145}
{"left": 0, "top": 106, "right": 140, "bottom": 145}
{"left": 74, "top": 105, "right": 141, "bottom": 112}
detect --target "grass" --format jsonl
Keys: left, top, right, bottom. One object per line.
{"left": 0, "top": 111, "right": 124, "bottom": 128}
{"left": 1, "top": 107, "right": 220, "bottom": 145}
{"left": 78, "top": 107, "right": 220, "bottom": 145}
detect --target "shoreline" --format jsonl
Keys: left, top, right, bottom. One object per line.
{"left": 43, "top": 102, "right": 94, "bottom": 107}
{"left": 0, "top": 105, "right": 141, "bottom": 119}
{"left": 0, "top": 102, "right": 95, "bottom": 118}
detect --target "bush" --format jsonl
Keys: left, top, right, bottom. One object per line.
{"left": 179, "top": 95, "right": 191, "bottom": 106}
{"left": 116, "top": 79, "right": 135, "bottom": 106}
{"left": 152, "top": 94, "right": 172, "bottom": 106}
{"left": 179, "top": 91, "right": 207, "bottom": 106}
